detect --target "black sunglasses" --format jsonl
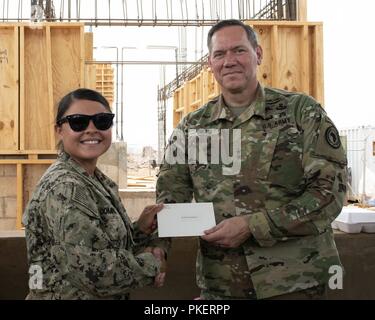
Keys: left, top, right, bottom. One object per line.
{"left": 57, "top": 113, "right": 115, "bottom": 132}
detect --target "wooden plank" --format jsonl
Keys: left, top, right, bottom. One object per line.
{"left": 19, "top": 26, "right": 25, "bottom": 151}
{"left": 80, "top": 26, "right": 85, "bottom": 88}
{"left": 51, "top": 25, "right": 82, "bottom": 111}
{"left": 23, "top": 26, "right": 51, "bottom": 150}
{"left": 15, "top": 164, "right": 23, "bottom": 230}
{"left": 298, "top": 0, "right": 308, "bottom": 22}
{"left": 84, "top": 32, "right": 93, "bottom": 61}
{"left": 207, "top": 69, "right": 218, "bottom": 100}
{"left": 201, "top": 68, "right": 209, "bottom": 104}
{"left": 84, "top": 64, "right": 97, "bottom": 90}
{"left": 183, "top": 85, "right": 190, "bottom": 115}
{"left": 0, "top": 25, "right": 19, "bottom": 150}
{"left": 50, "top": 25, "right": 83, "bottom": 148}
{"left": 313, "top": 25, "right": 324, "bottom": 104}
{"left": 245, "top": 21, "right": 320, "bottom": 27}
{"left": 173, "top": 90, "right": 180, "bottom": 128}
{"left": 0, "top": 150, "right": 57, "bottom": 155}
{"left": 0, "top": 160, "right": 54, "bottom": 165}
{"left": 15, "top": 22, "right": 84, "bottom": 27}
{"left": 277, "top": 26, "right": 302, "bottom": 92}
{"left": 271, "top": 25, "right": 279, "bottom": 88}
{"left": 45, "top": 26, "right": 55, "bottom": 150}
{"left": 253, "top": 25, "right": 272, "bottom": 87}
{"left": 300, "top": 25, "right": 310, "bottom": 95}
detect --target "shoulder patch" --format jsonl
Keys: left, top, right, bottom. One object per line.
{"left": 325, "top": 126, "right": 341, "bottom": 149}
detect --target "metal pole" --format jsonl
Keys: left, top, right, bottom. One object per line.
{"left": 362, "top": 136, "right": 368, "bottom": 204}
{"left": 68, "top": 0, "right": 71, "bottom": 21}
{"left": 121, "top": 48, "right": 124, "bottom": 141}
{"left": 175, "top": 48, "right": 179, "bottom": 87}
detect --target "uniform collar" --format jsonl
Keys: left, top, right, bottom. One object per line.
{"left": 206, "top": 83, "right": 266, "bottom": 125}
{"left": 58, "top": 151, "right": 118, "bottom": 196}
{"left": 58, "top": 151, "right": 93, "bottom": 177}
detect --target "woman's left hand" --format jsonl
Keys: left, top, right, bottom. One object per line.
{"left": 137, "top": 203, "right": 164, "bottom": 234}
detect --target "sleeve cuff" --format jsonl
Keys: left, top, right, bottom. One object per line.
{"left": 247, "top": 211, "right": 278, "bottom": 247}
{"left": 136, "top": 252, "right": 161, "bottom": 277}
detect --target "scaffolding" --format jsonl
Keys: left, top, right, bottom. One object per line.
{"left": 1, "top": 0, "right": 298, "bottom": 26}
{"left": 0, "top": 0, "right": 304, "bottom": 161}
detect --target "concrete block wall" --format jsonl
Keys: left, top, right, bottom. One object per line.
{"left": 97, "top": 141, "right": 127, "bottom": 189}
{"left": 119, "top": 189, "right": 156, "bottom": 222}
{"left": 0, "top": 165, "right": 17, "bottom": 230}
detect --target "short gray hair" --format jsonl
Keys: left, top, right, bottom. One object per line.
{"left": 207, "top": 19, "right": 259, "bottom": 51}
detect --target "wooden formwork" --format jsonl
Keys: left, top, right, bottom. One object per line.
{"left": 0, "top": 23, "right": 87, "bottom": 152}
{"left": 205, "top": 68, "right": 221, "bottom": 100}
{"left": 249, "top": 21, "right": 324, "bottom": 104}
{"left": 96, "top": 63, "right": 114, "bottom": 107}
{"left": 0, "top": 152, "right": 56, "bottom": 229}
{"left": 0, "top": 25, "right": 19, "bottom": 151}
{"left": 172, "top": 21, "right": 324, "bottom": 127}
{"left": 0, "top": 23, "right": 92, "bottom": 230}
{"left": 188, "top": 73, "right": 202, "bottom": 112}
{"left": 172, "top": 85, "right": 189, "bottom": 128}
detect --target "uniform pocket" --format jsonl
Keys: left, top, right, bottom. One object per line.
{"left": 249, "top": 130, "right": 280, "bottom": 181}
{"left": 267, "top": 127, "right": 304, "bottom": 188}
{"left": 100, "top": 210, "right": 128, "bottom": 248}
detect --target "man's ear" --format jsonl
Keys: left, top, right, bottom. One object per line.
{"left": 256, "top": 46, "right": 263, "bottom": 65}
{"left": 208, "top": 54, "right": 212, "bottom": 69}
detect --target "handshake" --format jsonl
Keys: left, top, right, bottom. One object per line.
{"left": 143, "top": 246, "right": 167, "bottom": 288}
{"left": 138, "top": 203, "right": 167, "bottom": 288}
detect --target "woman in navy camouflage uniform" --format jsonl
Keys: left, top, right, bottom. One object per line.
{"left": 23, "top": 88, "right": 166, "bottom": 299}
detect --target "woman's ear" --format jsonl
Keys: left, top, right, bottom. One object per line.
{"left": 55, "top": 124, "right": 62, "bottom": 138}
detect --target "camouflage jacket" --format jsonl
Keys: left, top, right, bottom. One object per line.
{"left": 23, "top": 152, "right": 161, "bottom": 299}
{"left": 156, "top": 85, "right": 348, "bottom": 299}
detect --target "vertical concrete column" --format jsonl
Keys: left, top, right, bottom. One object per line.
{"left": 117, "top": 141, "right": 128, "bottom": 189}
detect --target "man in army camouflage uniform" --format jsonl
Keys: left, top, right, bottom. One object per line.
{"left": 156, "top": 19, "right": 347, "bottom": 299}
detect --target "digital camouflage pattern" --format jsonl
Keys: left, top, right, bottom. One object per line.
{"left": 156, "top": 85, "right": 348, "bottom": 299}
{"left": 23, "top": 152, "right": 161, "bottom": 299}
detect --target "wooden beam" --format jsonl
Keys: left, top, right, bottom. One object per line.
{"left": 14, "top": 26, "right": 19, "bottom": 151}
{"left": 19, "top": 26, "right": 25, "bottom": 151}
{"left": 45, "top": 26, "right": 55, "bottom": 150}
{"left": 271, "top": 25, "right": 279, "bottom": 88}
{"left": 300, "top": 25, "right": 310, "bottom": 94}
{"left": 0, "top": 160, "right": 54, "bottom": 165}
{"left": 16, "top": 164, "right": 23, "bottom": 230}
{"left": 0, "top": 150, "right": 57, "bottom": 155}
{"left": 84, "top": 32, "right": 94, "bottom": 61}
{"left": 313, "top": 24, "right": 324, "bottom": 104}
{"left": 80, "top": 26, "right": 85, "bottom": 87}
{"left": 298, "top": 0, "right": 308, "bottom": 22}
{"left": 0, "top": 26, "right": 19, "bottom": 150}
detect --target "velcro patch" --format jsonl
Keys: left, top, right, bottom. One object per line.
{"left": 325, "top": 126, "right": 341, "bottom": 149}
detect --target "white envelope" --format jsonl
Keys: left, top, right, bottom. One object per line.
{"left": 157, "top": 203, "right": 216, "bottom": 237}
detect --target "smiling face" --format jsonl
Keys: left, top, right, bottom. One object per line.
{"left": 208, "top": 25, "right": 263, "bottom": 95}
{"left": 56, "top": 99, "right": 112, "bottom": 173}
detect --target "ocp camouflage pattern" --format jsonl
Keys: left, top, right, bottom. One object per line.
{"left": 156, "top": 85, "right": 348, "bottom": 299}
